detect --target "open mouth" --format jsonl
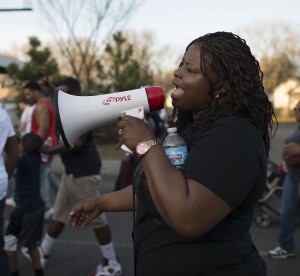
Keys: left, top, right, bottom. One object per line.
{"left": 171, "top": 87, "right": 184, "bottom": 100}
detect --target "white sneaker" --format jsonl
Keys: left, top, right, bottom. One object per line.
{"left": 268, "top": 246, "right": 296, "bottom": 259}
{"left": 5, "top": 197, "right": 16, "bottom": 207}
{"left": 91, "top": 258, "right": 122, "bottom": 276}
{"left": 21, "top": 246, "right": 48, "bottom": 268}
{"left": 44, "top": 207, "right": 54, "bottom": 220}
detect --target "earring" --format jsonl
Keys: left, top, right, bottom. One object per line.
{"left": 215, "top": 90, "right": 226, "bottom": 99}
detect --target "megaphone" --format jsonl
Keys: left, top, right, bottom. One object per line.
{"left": 54, "top": 86, "right": 165, "bottom": 148}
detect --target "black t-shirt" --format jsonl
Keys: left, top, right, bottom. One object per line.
{"left": 14, "top": 153, "right": 44, "bottom": 213}
{"left": 60, "top": 131, "right": 101, "bottom": 177}
{"left": 133, "top": 116, "right": 267, "bottom": 276}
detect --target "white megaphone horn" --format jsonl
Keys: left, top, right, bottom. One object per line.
{"left": 54, "top": 86, "right": 165, "bottom": 148}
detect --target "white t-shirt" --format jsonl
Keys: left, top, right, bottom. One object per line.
{"left": 0, "top": 108, "right": 16, "bottom": 200}
{"left": 20, "top": 104, "right": 35, "bottom": 137}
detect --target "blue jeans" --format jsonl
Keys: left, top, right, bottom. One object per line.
{"left": 0, "top": 197, "right": 9, "bottom": 276}
{"left": 40, "top": 162, "right": 59, "bottom": 210}
{"left": 279, "top": 173, "right": 300, "bottom": 251}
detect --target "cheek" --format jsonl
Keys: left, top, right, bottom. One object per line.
{"left": 188, "top": 88, "right": 211, "bottom": 111}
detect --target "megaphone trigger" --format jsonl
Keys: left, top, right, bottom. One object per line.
{"left": 120, "top": 106, "right": 145, "bottom": 154}
{"left": 121, "top": 106, "right": 144, "bottom": 119}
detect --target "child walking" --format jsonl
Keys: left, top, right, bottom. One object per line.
{"left": 4, "top": 133, "right": 45, "bottom": 276}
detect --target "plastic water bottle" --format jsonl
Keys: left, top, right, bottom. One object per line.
{"left": 163, "top": 127, "right": 188, "bottom": 168}
{"left": 41, "top": 136, "right": 52, "bottom": 162}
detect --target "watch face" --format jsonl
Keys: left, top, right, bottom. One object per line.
{"left": 136, "top": 142, "right": 149, "bottom": 156}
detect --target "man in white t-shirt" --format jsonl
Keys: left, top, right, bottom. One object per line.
{"left": 0, "top": 107, "right": 19, "bottom": 275}
{"left": 18, "top": 101, "right": 35, "bottom": 138}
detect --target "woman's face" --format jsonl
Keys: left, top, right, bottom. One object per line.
{"left": 171, "top": 43, "right": 217, "bottom": 114}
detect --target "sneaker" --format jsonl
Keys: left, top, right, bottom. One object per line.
{"left": 91, "top": 258, "right": 122, "bottom": 276}
{"left": 21, "top": 246, "right": 48, "bottom": 268}
{"left": 5, "top": 197, "right": 16, "bottom": 208}
{"left": 268, "top": 246, "right": 296, "bottom": 259}
{"left": 44, "top": 207, "right": 54, "bottom": 220}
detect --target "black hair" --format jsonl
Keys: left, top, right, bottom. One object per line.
{"left": 24, "top": 81, "right": 42, "bottom": 92}
{"left": 60, "top": 77, "right": 81, "bottom": 93}
{"left": 170, "top": 31, "right": 276, "bottom": 157}
{"left": 22, "top": 133, "right": 43, "bottom": 154}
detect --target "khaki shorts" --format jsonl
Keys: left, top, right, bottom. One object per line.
{"left": 52, "top": 173, "right": 107, "bottom": 228}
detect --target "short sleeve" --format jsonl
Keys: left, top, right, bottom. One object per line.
{"left": 183, "top": 117, "right": 266, "bottom": 209}
{"left": 0, "top": 109, "right": 15, "bottom": 138}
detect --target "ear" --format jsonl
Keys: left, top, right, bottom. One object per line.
{"left": 215, "top": 83, "right": 225, "bottom": 93}
{"left": 215, "top": 91, "right": 227, "bottom": 99}
{"left": 214, "top": 83, "right": 226, "bottom": 99}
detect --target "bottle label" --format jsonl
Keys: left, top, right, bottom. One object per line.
{"left": 165, "top": 146, "right": 188, "bottom": 166}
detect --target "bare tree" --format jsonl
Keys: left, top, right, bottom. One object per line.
{"left": 260, "top": 53, "right": 297, "bottom": 92}
{"left": 238, "top": 22, "right": 300, "bottom": 92}
{"left": 123, "top": 29, "right": 179, "bottom": 93}
{"left": 36, "top": 0, "right": 141, "bottom": 94}
{"left": 239, "top": 22, "right": 300, "bottom": 60}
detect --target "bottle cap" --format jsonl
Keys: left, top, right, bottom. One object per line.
{"left": 167, "top": 127, "right": 177, "bottom": 133}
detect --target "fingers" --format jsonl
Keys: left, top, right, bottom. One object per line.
{"left": 69, "top": 213, "right": 90, "bottom": 230}
{"left": 68, "top": 199, "right": 102, "bottom": 230}
{"left": 68, "top": 202, "right": 88, "bottom": 229}
{"left": 117, "top": 115, "right": 144, "bottom": 128}
{"left": 117, "top": 115, "right": 156, "bottom": 152}
{"left": 117, "top": 115, "right": 153, "bottom": 138}
{"left": 68, "top": 210, "right": 91, "bottom": 230}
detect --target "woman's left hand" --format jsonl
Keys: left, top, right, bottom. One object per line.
{"left": 117, "top": 115, "right": 156, "bottom": 151}
{"left": 68, "top": 197, "right": 103, "bottom": 230}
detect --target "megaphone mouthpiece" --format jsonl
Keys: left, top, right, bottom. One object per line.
{"left": 145, "top": 86, "right": 165, "bottom": 111}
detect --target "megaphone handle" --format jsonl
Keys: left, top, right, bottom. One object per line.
{"left": 121, "top": 144, "right": 133, "bottom": 154}
{"left": 120, "top": 107, "right": 145, "bottom": 155}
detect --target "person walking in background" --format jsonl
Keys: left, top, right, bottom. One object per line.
{"left": 23, "top": 81, "right": 59, "bottom": 220}
{"left": 17, "top": 98, "right": 35, "bottom": 139}
{"left": 268, "top": 101, "right": 300, "bottom": 259}
{"left": 6, "top": 98, "right": 36, "bottom": 208}
{"left": 69, "top": 31, "right": 274, "bottom": 276}
{"left": 0, "top": 107, "right": 19, "bottom": 276}
{"left": 4, "top": 133, "right": 45, "bottom": 276}
{"left": 23, "top": 77, "right": 122, "bottom": 276}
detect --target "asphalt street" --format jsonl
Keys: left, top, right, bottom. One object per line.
{"left": 4, "top": 123, "right": 300, "bottom": 276}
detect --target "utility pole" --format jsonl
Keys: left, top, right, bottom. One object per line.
{"left": 0, "top": 8, "right": 32, "bottom": 12}
{"left": 0, "top": 0, "right": 32, "bottom": 12}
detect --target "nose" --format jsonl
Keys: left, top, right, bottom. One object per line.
{"left": 173, "top": 67, "right": 182, "bottom": 78}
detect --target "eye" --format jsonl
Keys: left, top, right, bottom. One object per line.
{"left": 178, "top": 61, "right": 183, "bottom": 68}
{"left": 186, "top": 67, "right": 195, "bottom": 73}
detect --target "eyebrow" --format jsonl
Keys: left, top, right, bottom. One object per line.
{"left": 182, "top": 58, "right": 197, "bottom": 68}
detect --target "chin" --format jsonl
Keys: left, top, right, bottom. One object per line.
{"left": 172, "top": 99, "right": 183, "bottom": 110}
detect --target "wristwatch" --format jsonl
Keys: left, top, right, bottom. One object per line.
{"left": 136, "top": 140, "right": 159, "bottom": 158}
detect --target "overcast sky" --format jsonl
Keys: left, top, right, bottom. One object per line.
{"left": 0, "top": 0, "right": 299, "bottom": 63}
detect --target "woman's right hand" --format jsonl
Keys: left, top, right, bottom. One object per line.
{"left": 68, "top": 197, "right": 103, "bottom": 230}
